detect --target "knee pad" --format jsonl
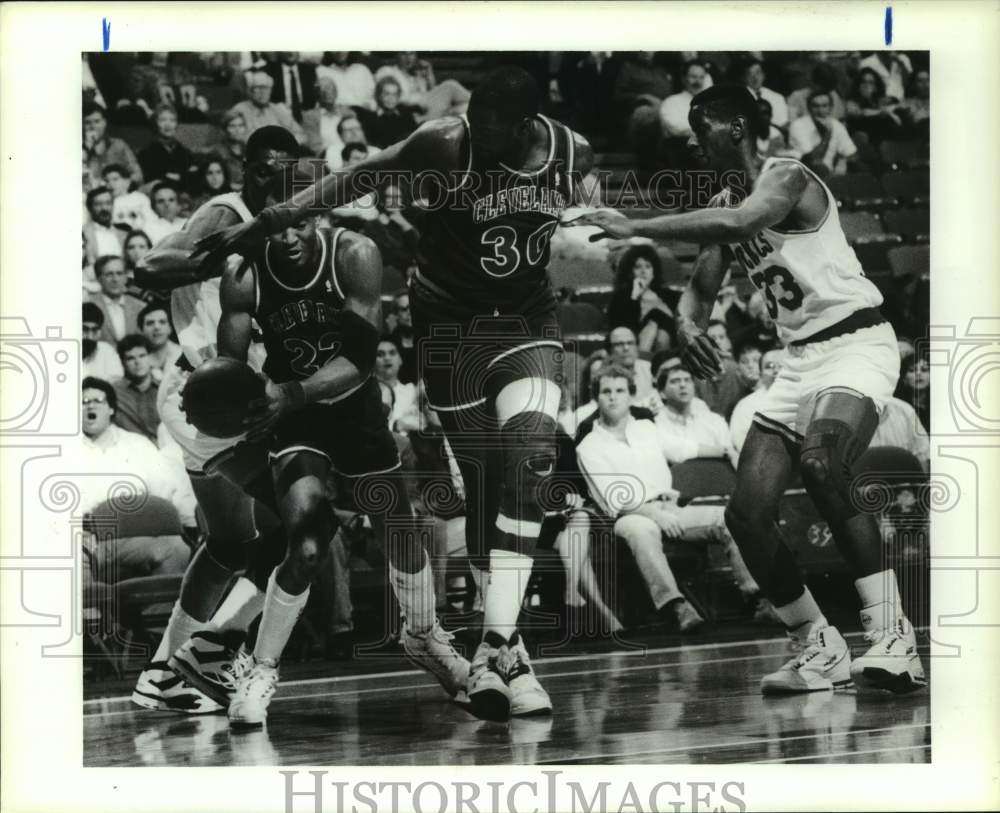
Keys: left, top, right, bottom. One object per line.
{"left": 497, "top": 411, "right": 558, "bottom": 535}
{"left": 799, "top": 418, "right": 861, "bottom": 516}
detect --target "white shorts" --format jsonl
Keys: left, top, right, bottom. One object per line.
{"left": 157, "top": 363, "right": 247, "bottom": 474}
{"left": 753, "top": 321, "right": 900, "bottom": 441}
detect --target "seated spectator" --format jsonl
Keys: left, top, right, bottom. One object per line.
{"left": 189, "top": 157, "right": 234, "bottom": 212}
{"left": 82, "top": 102, "right": 143, "bottom": 193}
{"left": 342, "top": 142, "right": 369, "bottom": 167}
{"left": 659, "top": 59, "right": 712, "bottom": 140}
{"left": 869, "top": 396, "right": 930, "bottom": 470}
{"left": 102, "top": 164, "right": 154, "bottom": 234}
{"left": 576, "top": 364, "right": 762, "bottom": 632}
{"left": 858, "top": 51, "right": 913, "bottom": 104}
{"left": 263, "top": 52, "right": 317, "bottom": 123}
{"left": 214, "top": 110, "right": 249, "bottom": 190}
{"left": 742, "top": 57, "right": 789, "bottom": 128}
{"left": 606, "top": 244, "right": 676, "bottom": 354}
{"left": 317, "top": 52, "right": 376, "bottom": 111}
{"left": 607, "top": 326, "right": 659, "bottom": 409}
{"left": 229, "top": 71, "right": 306, "bottom": 144}
{"left": 112, "top": 335, "right": 161, "bottom": 442}
{"left": 175, "top": 81, "right": 212, "bottom": 124}
{"left": 561, "top": 348, "right": 609, "bottom": 435}
{"left": 122, "top": 230, "right": 158, "bottom": 302}
{"left": 302, "top": 75, "right": 353, "bottom": 158}
{"left": 375, "top": 52, "right": 470, "bottom": 122}
{"left": 85, "top": 256, "right": 147, "bottom": 344}
{"left": 614, "top": 51, "right": 674, "bottom": 122}
{"left": 137, "top": 302, "right": 181, "bottom": 377}
{"left": 786, "top": 61, "right": 847, "bottom": 123}
{"left": 362, "top": 182, "right": 420, "bottom": 282}
{"left": 788, "top": 91, "right": 858, "bottom": 178}
{"left": 361, "top": 76, "right": 418, "bottom": 149}
{"left": 655, "top": 362, "right": 739, "bottom": 468}
{"left": 385, "top": 290, "right": 417, "bottom": 384}
{"left": 82, "top": 303, "right": 124, "bottom": 382}
{"left": 138, "top": 104, "right": 200, "bottom": 192}
{"left": 900, "top": 68, "right": 930, "bottom": 139}
{"left": 894, "top": 352, "right": 930, "bottom": 433}
{"left": 80, "top": 377, "right": 196, "bottom": 527}
{"left": 326, "top": 115, "right": 382, "bottom": 172}
{"left": 108, "top": 69, "right": 155, "bottom": 127}
{"left": 691, "top": 322, "right": 749, "bottom": 419}
{"left": 755, "top": 98, "right": 791, "bottom": 161}
{"left": 82, "top": 234, "right": 99, "bottom": 296}
{"left": 83, "top": 186, "right": 126, "bottom": 265}
{"left": 375, "top": 337, "right": 419, "bottom": 435}
{"left": 729, "top": 347, "right": 785, "bottom": 454}
{"left": 845, "top": 68, "right": 905, "bottom": 145}
{"left": 144, "top": 181, "right": 187, "bottom": 245}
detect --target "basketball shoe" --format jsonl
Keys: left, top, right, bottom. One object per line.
{"left": 228, "top": 657, "right": 279, "bottom": 727}
{"left": 498, "top": 632, "right": 552, "bottom": 717}
{"left": 851, "top": 615, "right": 926, "bottom": 693}
{"left": 400, "top": 619, "right": 470, "bottom": 698}
{"left": 760, "top": 624, "right": 853, "bottom": 694}
{"left": 466, "top": 632, "right": 512, "bottom": 721}
{"left": 131, "top": 661, "right": 222, "bottom": 713}
{"left": 169, "top": 630, "right": 253, "bottom": 708}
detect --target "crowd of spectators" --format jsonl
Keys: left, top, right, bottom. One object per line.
{"left": 80, "top": 51, "right": 931, "bottom": 666}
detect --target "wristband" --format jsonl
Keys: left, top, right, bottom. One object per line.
{"left": 280, "top": 381, "right": 307, "bottom": 410}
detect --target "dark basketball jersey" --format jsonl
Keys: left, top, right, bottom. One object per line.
{"left": 418, "top": 114, "right": 577, "bottom": 311}
{"left": 253, "top": 226, "right": 349, "bottom": 384}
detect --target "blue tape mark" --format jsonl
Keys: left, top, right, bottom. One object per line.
{"left": 884, "top": 6, "right": 893, "bottom": 46}
{"left": 102, "top": 17, "right": 111, "bottom": 51}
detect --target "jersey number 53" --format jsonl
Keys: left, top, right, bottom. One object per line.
{"left": 480, "top": 221, "right": 558, "bottom": 278}
{"left": 749, "top": 265, "right": 805, "bottom": 319}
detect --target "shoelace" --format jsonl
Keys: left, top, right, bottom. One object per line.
{"left": 498, "top": 646, "right": 532, "bottom": 680}
{"left": 235, "top": 666, "right": 277, "bottom": 700}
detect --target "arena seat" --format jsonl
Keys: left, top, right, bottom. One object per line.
{"left": 556, "top": 301, "right": 606, "bottom": 333}
{"left": 84, "top": 495, "right": 183, "bottom": 538}
{"left": 572, "top": 284, "right": 614, "bottom": 312}
{"left": 887, "top": 245, "right": 930, "bottom": 278}
{"left": 562, "top": 332, "right": 607, "bottom": 358}
{"left": 827, "top": 173, "right": 893, "bottom": 211}
{"left": 853, "top": 242, "right": 892, "bottom": 273}
{"left": 880, "top": 140, "right": 930, "bottom": 171}
{"left": 881, "top": 170, "right": 930, "bottom": 206}
{"left": 839, "top": 211, "right": 898, "bottom": 245}
{"left": 882, "top": 208, "right": 929, "bottom": 243}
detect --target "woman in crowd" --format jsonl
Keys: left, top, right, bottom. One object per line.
{"left": 189, "top": 158, "right": 233, "bottom": 212}
{"left": 895, "top": 352, "right": 930, "bottom": 433}
{"left": 213, "top": 110, "right": 248, "bottom": 190}
{"left": 362, "top": 76, "right": 419, "bottom": 148}
{"left": 845, "top": 67, "right": 904, "bottom": 145}
{"left": 901, "top": 68, "right": 930, "bottom": 139}
{"left": 606, "top": 244, "right": 676, "bottom": 354}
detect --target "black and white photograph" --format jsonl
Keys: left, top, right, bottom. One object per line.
{"left": 1, "top": 3, "right": 998, "bottom": 812}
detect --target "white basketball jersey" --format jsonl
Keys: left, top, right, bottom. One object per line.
{"left": 720, "top": 157, "right": 883, "bottom": 343}
{"left": 172, "top": 192, "right": 264, "bottom": 371}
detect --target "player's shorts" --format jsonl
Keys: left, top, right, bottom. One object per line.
{"left": 157, "top": 362, "right": 248, "bottom": 475}
{"left": 409, "top": 269, "right": 564, "bottom": 414}
{"left": 753, "top": 318, "right": 900, "bottom": 441}
{"left": 269, "top": 377, "right": 400, "bottom": 477}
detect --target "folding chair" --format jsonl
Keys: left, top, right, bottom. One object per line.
{"left": 887, "top": 245, "right": 930, "bottom": 279}
{"left": 881, "top": 170, "right": 930, "bottom": 206}
{"left": 882, "top": 208, "right": 929, "bottom": 244}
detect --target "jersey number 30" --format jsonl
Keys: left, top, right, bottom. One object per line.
{"left": 480, "top": 221, "right": 558, "bottom": 278}
{"left": 749, "top": 266, "right": 805, "bottom": 319}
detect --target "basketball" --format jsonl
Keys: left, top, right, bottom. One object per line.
{"left": 181, "top": 357, "right": 265, "bottom": 438}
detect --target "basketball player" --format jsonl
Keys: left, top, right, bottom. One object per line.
{"left": 217, "top": 173, "right": 468, "bottom": 727}
{"left": 130, "top": 126, "right": 299, "bottom": 713}
{"left": 194, "top": 67, "right": 595, "bottom": 722}
{"left": 571, "top": 85, "right": 925, "bottom": 695}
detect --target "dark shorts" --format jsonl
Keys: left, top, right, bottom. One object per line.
{"left": 409, "top": 271, "right": 565, "bottom": 413}
{"left": 269, "top": 377, "right": 400, "bottom": 477}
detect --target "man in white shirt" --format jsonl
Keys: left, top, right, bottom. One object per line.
{"left": 137, "top": 302, "right": 181, "bottom": 381}
{"left": 743, "top": 58, "right": 789, "bottom": 128}
{"left": 788, "top": 91, "right": 858, "bottom": 178}
{"left": 730, "top": 348, "right": 785, "bottom": 454}
{"left": 375, "top": 338, "right": 419, "bottom": 435}
{"left": 317, "top": 52, "right": 376, "bottom": 111}
{"left": 83, "top": 186, "right": 125, "bottom": 264}
{"left": 302, "top": 76, "right": 353, "bottom": 158}
{"left": 869, "top": 396, "right": 930, "bottom": 469}
{"left": 80, "top": 378, "right": 194, "bottom": 584}
{"left": 84, "top": 256, "right": 146, "bottom": 345}
{"left": 655, "top": 363, "right": 739, "bottom": 468}
{"left": 143, "top": 182, "right": 187, "bottom": 246}
{"left": 229, "top": 72, "right": 306, "bottom": 144}
{"left": 82, "top": 303, "right": 124, "bottom": 381}
{"left": 576, "top": 364, "right": 761, "bottom": 631}
{"left": 659, "top": 60, "right": 712, "bottom": 139}
{"left": 608, "top": 326, "right": 658, "bottom": 407}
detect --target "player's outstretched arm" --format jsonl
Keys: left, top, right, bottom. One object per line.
{"left": 676, "top": 244, "right": 729, "bottom": 380}
{"left": 192, "top": 120, "right": 456, "bottom": 270}
{"left": 298, "top": 234, "right": 383, "bottom": 406}
{"left": 566, "top": 162, "right": 808, "bottom": 245}
{"left": 216, "top": 261, "right": 256, "bottom": 364}
{"left": 134, "top": 205, "right": 240, "bottom": 291}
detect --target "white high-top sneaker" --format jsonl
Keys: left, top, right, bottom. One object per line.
{"left": 401, "top": 619, "right": 470, "bottom": 698}
{"left": 131, "top": 661, "right": 222, "bottom": 714}
{"left": 851, "top": 611, "right": 926, "bottom": 693}
{"left": 760, "top": 624, "right": 854, "bottom": 694}
{"left": 228, "top": 657, "right": 279, "bottom": 728}
{"left": 169, "top": 630, "right": 253, "bottom": 708}
{"left": 499, "top": 631, "right": 552, "bottom": 717}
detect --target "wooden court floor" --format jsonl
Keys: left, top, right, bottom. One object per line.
{"left": 84, "top": 631, "right": 930, "bottom": 767}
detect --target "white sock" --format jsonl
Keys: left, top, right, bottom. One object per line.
{"left": 482, "top": 549, "right": 533, "bottom": 640}
{"left": 253, "top": 570, "right": 310, "bottom": 664}
{"left": 152, "top": 602, "right": 207, "bottom": 663}
{"left": 772, "top": 587, "right": 827, "bottom": 637}
{"left": 208, "top": 577, "right": 264, "bottom": 633}
{"left": 855, "top": 569, "right": 904, "bottom": 632}
{"left": 390, "top": 555, "right": 436, "bottom": 634}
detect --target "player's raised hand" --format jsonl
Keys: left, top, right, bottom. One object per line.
{"left": 561, "top": 209, "right": 636, "bottom": 242}
{"left": 191, "top": 218, "right": 266, "bottom": 276}
{"left": 679, "top": 333, "right": 723, "bottom": 381}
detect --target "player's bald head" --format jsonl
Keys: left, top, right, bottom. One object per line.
{"left": 689, "top": 84, "right": 759, "bottom": 136}
{"left": 468, "top": 66, "right": 540, "bottom": 126}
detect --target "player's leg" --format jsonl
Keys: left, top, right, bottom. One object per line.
{"left": 229, "top": 448, "right": 336, "bottom": 727}
{"left": 800, "top": 387, "right": 925, "bottom": 692}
